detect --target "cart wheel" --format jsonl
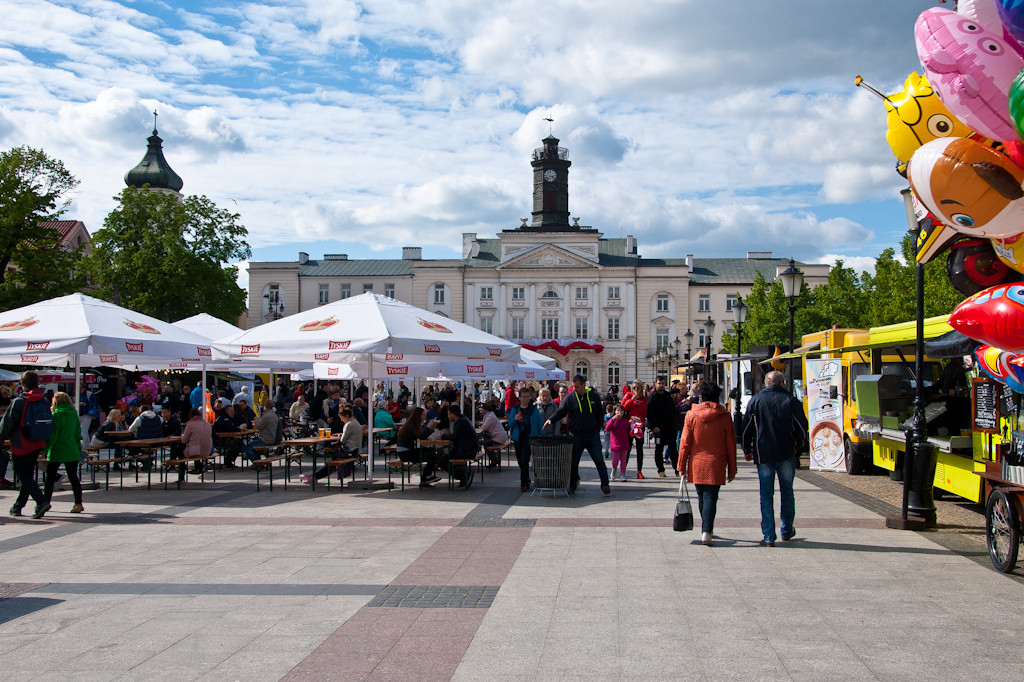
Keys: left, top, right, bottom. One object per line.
{"left": 844, "top": 436, "right": 868, "bottom": 475}
{"left": 986, "top": 489, "right": 1020, "bottom": 573}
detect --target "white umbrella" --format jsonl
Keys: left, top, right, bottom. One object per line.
{"left": 174, "top": 313, "right": 244, "bottom": 340}
{"left": 520, "top": 347, "right": 559, "bottom": 370}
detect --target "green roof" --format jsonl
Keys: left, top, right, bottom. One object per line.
{"left": 299, "top": 259, "right": 413, "bottom": 277}
{"left": 688, "top": 258, "right": 792, "bottom": 285}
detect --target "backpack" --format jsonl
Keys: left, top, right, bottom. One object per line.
{"left": 21, "top": 398, "right": 53, "bottom": 444}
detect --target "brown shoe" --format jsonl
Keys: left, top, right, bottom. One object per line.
{"left": 70, "top": 503, "right": 84, "bottom": 514}
{"left": 601, "top": 485, "right": 611, "bottom": 495}
{"left": 520, "top": 485, "right": 529, "bottom": 493}
{"left": 657, "top": 471, "right": 666, "bottom": 477}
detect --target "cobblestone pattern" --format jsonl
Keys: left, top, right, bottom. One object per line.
{"left": 457, "top": 517, "right": 536, "bottom": 527}
{"left": 368, "top": 585, "right": 499, "bottom": 608}
{"left": 0, "top": 583, "right": 49, "bottom": 600}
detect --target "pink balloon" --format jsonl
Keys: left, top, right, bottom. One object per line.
{"left": 915, "top": 8, "right": 1024, "bottom": 142}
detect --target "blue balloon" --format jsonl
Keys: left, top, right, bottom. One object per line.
{"left": 998, "top": 0, "right": 1024, "bottom": 45}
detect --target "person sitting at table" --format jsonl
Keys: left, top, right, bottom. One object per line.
{"left": 160, "top": 405, "right": 184, "bottom": 452}
{"left": 232, "top": 385, "right": 252, "bottom": 406}
{"left": 289, "top": 394, "right": 309, "bottom": 422}
{"left": 386, "top": 396, "right": 402, "bottom": 422}
{"left": 180, "top": 408, "right": 212, "bottom": 470}
{"left": 233, "top": 398, "right": 256, "bottom": 429}
{"left": 351, "top": 398, "right": 368, "bottom": 426}
{"left": 374, "top": 400, "right": 398, "bottom": 444}
{"left": 300, "top": 407, "right": 363, "bottom": 484}
{"left": 446, "top": 405, "right": 477, "bottom": 490}
{"left": 324, "top": 389, "right": 344, "bottom": 434}
{"left": 242, "top": 399, "right": 281, "bottom": 465}
{"left": 394, "top": 407, "right": 440, "bottom": 489}
{"left": 90, "top": 408, "right": 128, "bottom": 460}
{"left": 127, "top": 404, "right": 162, "bottom": 471}
{"left": 479, "top": 399, "right": 509, "bottom": 469}
{"left": 212, "top": 404, "right": 242, "bottom": 468}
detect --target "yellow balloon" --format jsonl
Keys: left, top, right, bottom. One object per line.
{"left": 882, "top": 73, "right": 977, "bottom": 172}
{"left": 991, "top": 234, "right": 1024, "bottom": 274}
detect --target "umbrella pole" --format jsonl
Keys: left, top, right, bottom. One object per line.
{"left": 351, "top": 355, "right": 389, "bottom": 490}
{"left": 202, "top": 368, "right": 208, "bottom": 422}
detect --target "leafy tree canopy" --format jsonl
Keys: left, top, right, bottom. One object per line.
{"left": 85, "top": 187, "right": 251, "bottom": 322}
{"left": 0, "top": 146, "right": 85, "bottom": 311}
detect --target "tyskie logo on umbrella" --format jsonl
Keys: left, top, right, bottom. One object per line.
{"left": 314, "top": 353, "right": 330, "bottom": 360}
{"left": 123, "top": 318, "right": 160, "bottom": 334}
{"left": 197, "top": 347, "right": 212, "bottom": 357}
{"left": 486, "top": 347, "right": 502, "bottom": 357}
{"left": 328, "top": 340, "right": 350, "bottom": 350}
{"left": 417, "top": 318, "right": 452, "bottom": 333}
{"left": 99, "top": 354, "right": 118, "bottom": 363}
{"left": 20, "top": 354, "right": 38, "bottom": 363}
{"left": 423, "top": 344, "right": 440, "bottom": 353}
{"left": 327, "top": 367, "right": 339, "bottom": 376}
{"left": 299, "top": 316, "right": 337, "bottom": 332}
{"left": 125, "top": 342, "right": 144, "bottom": 352}
{"left": 525, "top": 371, "right": 535, "bottom": 379}
{"left": 466, "top": 364, "right": 484, "bottom": 375}
{"left": 25, "top": 341, "right": 49, "bottom": 351}
{"left": 180, "top": 358, "right": 200, "bottom": 363}
{"left": 387, "top": 366, "right": 409, "bottom": 375}
{"left": 170, "top": 363, "right": 189, "bottom": 368}
{"left": 0, "top": 316, "right": 38, "bottom": 332}
{"left": 385, "top": 353, "right": 404, "bottom": 361}
{"left": 241, "top": 344, "right": 260, "bottom": 355}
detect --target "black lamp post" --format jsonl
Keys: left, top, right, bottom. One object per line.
{"left": 778, "top": 258, "right": 804, "bottom": 394}
{"left": 732, "top": 295, "right": 748, "bottom": 433}
{"left": 672, "top": 336, "right": 682, "bottom": 382}
{"left": 703, "top": 315, "right": 715, "bottom": 384}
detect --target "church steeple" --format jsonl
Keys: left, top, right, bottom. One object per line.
{"left": 124, "top": 113, "right": 183, "bottom": 194}
{"left": 527, "top": 134, "right": 573, "bottom": 230}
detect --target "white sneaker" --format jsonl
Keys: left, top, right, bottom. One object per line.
{"left": 701, "top": 532, "right": 713, "bottom": 546}
{"left": 619, "top": 475, "right": 627, "bottom": 482}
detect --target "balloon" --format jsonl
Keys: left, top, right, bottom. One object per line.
{"left": 949, "top": 282, "right": 1024, "bottom": 350}
{"left": 915, "top": 8, "right": 1024, "bottom": 142}
{"left": 991, "top": 232, "right": 1024, "bottom": 271}
{"left": 961, "top": 0, "right": 1007, "bottom": 30}
{"left": 996, "top": 0, "right": 1024, "bottom": 46}
{"left": 908, "top": 136, "right": 1024, "bottom": 238}
{"left": 916, "top": 214, "right": 963, "bottom": 263}
{"left": 975, "top": 343, "right": 1024, "bottom": 393}
{"left": 946, "top": 238, "right": 1022, "bottom": 296}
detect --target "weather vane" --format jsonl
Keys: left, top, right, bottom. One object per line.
{"left": 543, "top": 116, "right": 554, "bottom": 135}
{"left": 153, "top": 109, "right": 158, "bottom": 134}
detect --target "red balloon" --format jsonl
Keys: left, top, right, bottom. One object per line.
{"left": 949, "top": 283, "right": 1024, "bottom": 350}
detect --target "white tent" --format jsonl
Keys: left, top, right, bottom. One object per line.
{"left": 174, "top": 312, "right": 244, "bottom": 340}
{"left": 519, "top": 347, "right": 559, "bottom": 370}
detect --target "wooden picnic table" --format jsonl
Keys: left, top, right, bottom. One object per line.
{"left": 279, "top": 434, "right": 340, "bottom": 491}
{"left": 116, "top": 436, "right": 183, "bottom": 489}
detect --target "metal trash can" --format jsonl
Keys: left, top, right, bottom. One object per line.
{"left": 530, "top": 435, "right": 573, "bottom": 495}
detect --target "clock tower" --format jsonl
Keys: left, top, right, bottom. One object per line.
{"left": 529, "top": 135, "right": 572, "bottom": 230}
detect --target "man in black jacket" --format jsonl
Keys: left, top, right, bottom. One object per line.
{"left": 544, "top": 375, "right": 611, "bottom": 495}
{"left": 646, "top": 378, "right": 678, "bottom": 476}
{"left": 742, "top": 371, "right": 808, "bottom": 546}
{"left": 446, "top": 405, "right": 476, "bottom": 489}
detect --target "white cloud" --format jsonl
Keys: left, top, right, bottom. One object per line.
{"left": 816, "top": 254, "right": 880, "bottom": 275}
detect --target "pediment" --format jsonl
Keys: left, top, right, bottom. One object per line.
{"left": 651, "top": 315, "right": 675, "bottom": 326}
{"left": 497, "top": 244, "right": 600, "bottom": 271}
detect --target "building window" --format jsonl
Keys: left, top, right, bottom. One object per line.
{"left": 698, "top": 329, "right": 707, "bottom": 348}
{"left": 363, "top": 283, "right": 373, "bottom": 293}
{"left": 575, "top": 287, "right": 588, "bottom": 300}
{"left": 698, "top": 294, "right": 710, "bottom": 312}
{"left": 575, "top": 361, "right": 589, "bottom": 382}
{"left": 480, "top": 317, "right": 493, "bottom": 334}
{"left": 726, "top": 294, "right": 737, "bottom": 312}
{"left": 657, "top": 294, "right": 670, "bottom": 313}
{"left": 607, "top": 317, "right": 620, "bottom": 341}
{"left": 480, "top": 287, "right": 493, "bottom": 301}
{"left": 434, "top": 284, "right": 445, "bottom": 304}
{"left": 541, "top": 319, "right": 559, "bottom": 339}
{"left": 510, "top": 318, "right": 524, "bottom": 339}
{"left": 575, "top": 317, "right": 588, "bottom": 339}
{"left": 656, "top": 329, "right": 669, "bottom": 351}
{"left": 318, "top": 284, "right": 329, "bottom": 305}
{"left": 608, "top": 286, "right": 620, "bottom": 300}
{"left": 541, "top": 290, "right": 559, "bottom": 299}
{"left": 384, "top": 284, "right": 395, "bottom": 299}
{"left": 340, "top": 284, "right": 351, "bottom": 300}
{"left": 607, "top": 361, "right": 620, "bottom": 388}
{"left": 512, "top": 286, "right": 525, "bottom": 300}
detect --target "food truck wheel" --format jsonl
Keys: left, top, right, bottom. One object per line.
{"left": 844, "top": 436, "right": 870, "bottom": 476}
{"left": 986, "top": 489, "right": 1020, "bottom": 573}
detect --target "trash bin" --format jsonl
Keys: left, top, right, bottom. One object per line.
{"left": 530, "top": 435, "right": 573, "bottom": 494}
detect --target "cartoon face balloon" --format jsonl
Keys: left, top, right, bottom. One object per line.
{"left": 946, "top": 238, "right": 1021, "bottom": 296}
{"left": 908, "top": 137, "right": 1024, "bottom": 238}
{"left": 996, "top": 0, "right": 1024, "bottom": 46}
{"left": 975, "top": 344, "right": 1024, "bottom": 393}
{"left": 915, "top": 8, "right": 1024, "bottom": 142}
{"left": 881, "top": 73, "right": 978, "bottom": 170}
{"left": 949, "top": 282, "right": 1024, "bottom": 350}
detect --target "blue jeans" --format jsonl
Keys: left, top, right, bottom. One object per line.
{"left": 757, "top": 458, "right": 795, "bottom": 542}
{"left": 244, "top": 438, "right": 269, "bottom": 462}
{"left": 570, "top": 430, "right": 610, "bottom": 489}
{"left": 694, "top": 484, "right": 720, "bottom": 534}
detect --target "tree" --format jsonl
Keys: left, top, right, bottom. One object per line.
{"left": 85, "top": 187, "right": 251, "bottom": 322}
{"left": 862, "top": 234, "right": 963, "bottom": 325}
{"left": 0, "top": 146, "right": 85, "bottom": 311}
{"left": 719, "top": 272, "right": 814, "bottom": 353}
{"left": 800, "top": 260, "right": 870, "bottom": 331}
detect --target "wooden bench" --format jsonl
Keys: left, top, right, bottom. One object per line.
{"left": 162, "top": 454, "right": 218, "bottom": 489}
{"left": 381, "top": 445, "right": 423, "bottom": 492}
{"left": 321, "top": 454, "right": 368, "bottom": 491}
{"left": 447, "top": 453, "right": 483, "bottom": 491}
{"left": 484, "top": 444, "right": 504, "bottom": 472}
{"left": 252, "top": 448, "right": 302, "bottom": 491}
{"left": 84, "top": 449, "right": 127, "bottom": 490}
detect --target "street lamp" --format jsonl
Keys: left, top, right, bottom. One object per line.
{"left": 672, "top": 337, "right": 682, "bottom": 382}
{"left": 778, "top": 258, "right": 804, "bottom": 394}
{"left": 683, "top": 329, "right": 693, "bottom": 381}
{"left": 732, "top": 295, "right": 748, "bottom": 434}
{"left": 703, "top": 315, "right": 715, "bottom": 384}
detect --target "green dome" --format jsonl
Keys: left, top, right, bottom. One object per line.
{"left": 124, "top": 129, "right": 183, "bottom": 192}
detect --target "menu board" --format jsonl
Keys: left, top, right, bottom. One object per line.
{"left": 973, "top": 377, "right": 1000, "bottom": 434}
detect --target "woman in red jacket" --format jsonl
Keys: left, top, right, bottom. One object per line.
{"left": 621, "top": 381, "right": 649, "bottom": 478}
{"left": 677, "top": 382, "right": 737, "bottom": 546}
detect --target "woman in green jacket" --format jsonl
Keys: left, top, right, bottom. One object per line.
{"left": 43, "top": 392, "right": 84, "bottom": 514}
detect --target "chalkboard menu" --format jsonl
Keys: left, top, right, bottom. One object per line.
{"left": 973, "top": 377, "right": 1000, "bottom": 434}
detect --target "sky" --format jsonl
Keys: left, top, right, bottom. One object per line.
{"left": 0, "top": 0, "right": 944, "bottom": 289}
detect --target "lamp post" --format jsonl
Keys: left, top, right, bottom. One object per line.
{"left": 778, "top": 258, "right": 804, "bottom": 394}
{"left": 703, "top": 315, "right": 715, "bottom": 384}
{"left": 732, "top": 295, "right": 748, "bottom": 434}
{"left": 683, "top": 329, "right": 693, "bottom": 382}
{"left": 672, "top": 337, "right": 682, "bottom": 383}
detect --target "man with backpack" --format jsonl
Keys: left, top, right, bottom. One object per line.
{"left": 0, "top": 371, "right": 52, "bottom": 518}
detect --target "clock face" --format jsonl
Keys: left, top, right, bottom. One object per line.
{"left": 543, "top": 170, "right": 557, "bottom": 182}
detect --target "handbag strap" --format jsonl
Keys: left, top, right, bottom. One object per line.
{"left": 677, "top": 475, "right": 691, "bottom": 503}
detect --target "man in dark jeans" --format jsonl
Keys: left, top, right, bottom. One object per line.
{"left": 543, "top": 374, "right": 611, "bottom": 495}
{"left": 0, "top": 371, "right": 50, "bottom": 518}
{"left": 646, "top": 377, "right": 679, "bottom": 476}
{"left": 445, "top": 405, "right": 476, "bottom": 489}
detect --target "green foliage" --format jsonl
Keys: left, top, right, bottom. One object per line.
{"left": 0, "top": 146, "right": 85, "bottom": 311}
{"left": 85, "top": 187, "right": 251, "bottom": 322}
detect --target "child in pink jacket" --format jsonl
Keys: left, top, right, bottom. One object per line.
{"left": 604, "top": 404, "right": 632, "bottom": 481}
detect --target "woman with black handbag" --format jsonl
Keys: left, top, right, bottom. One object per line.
{"left": 676, "top": 382, "right": 737, "bottom": 546}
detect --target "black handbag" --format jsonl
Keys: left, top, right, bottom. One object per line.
{"left": 673, "top": 476, "right": 694, "bottom": 532}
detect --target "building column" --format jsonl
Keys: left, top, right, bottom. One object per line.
{"left": 563, "top": 283, "right": 571, "bottom": 339}
{"left": 626, "top": 283, "right": 637, "bottom": 338}
{"left": 465, "top": 283, "right": 475, "bottom": 327}
{"left": 497, "top": 283, "right": 507, "bottom": 337}
{"left": 528, "top": 284, "right": 536, "bottom": 338}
